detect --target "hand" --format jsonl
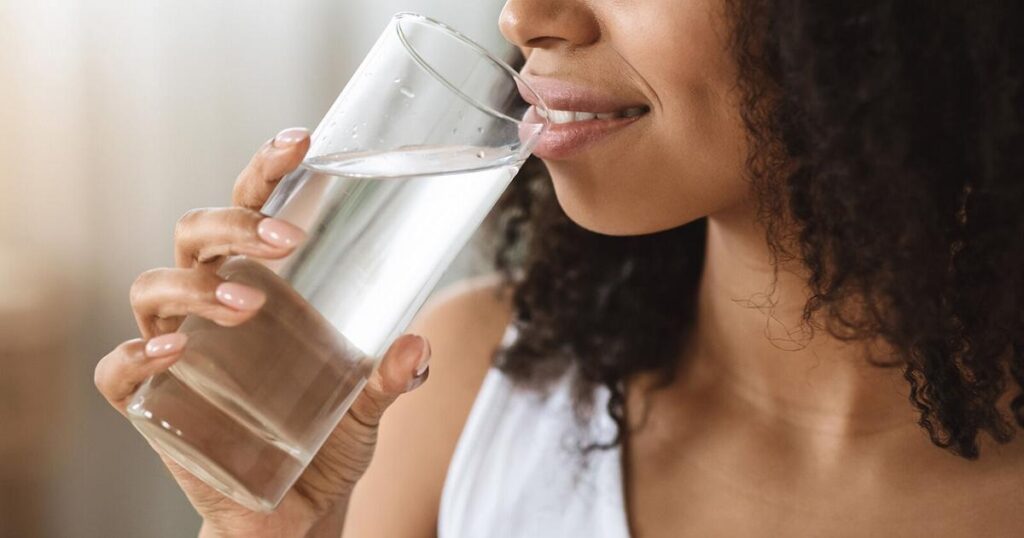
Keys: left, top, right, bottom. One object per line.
{"left": 94, "top": 128, "right": 432, "bottom": 537}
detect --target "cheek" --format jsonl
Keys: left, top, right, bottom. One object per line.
{"left": 544, "top": 83, "right": 750, "bottom": 237}
{"left": 543, "top": 0, "right": 750, "bottom": 237}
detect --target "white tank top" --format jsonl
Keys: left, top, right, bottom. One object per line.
{"left": 438, "top": 325, "right": 632, "bottom": 537}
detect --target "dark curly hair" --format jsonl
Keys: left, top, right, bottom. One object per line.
{"left": 484, "top": 0, "right": 1024, "bottom": 459}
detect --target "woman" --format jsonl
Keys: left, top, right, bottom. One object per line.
{"left": 94, "top": 0, "right": 1024, "bottom": 536}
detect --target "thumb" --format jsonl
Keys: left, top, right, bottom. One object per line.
{"left": 347, "top": 334, "right": 431, "bottom": 428}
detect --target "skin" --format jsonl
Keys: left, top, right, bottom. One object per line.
{"left": 95, "top": 130, "right": 434, "bottom": 537}
{"left": 96, "top": 0, "right": 1024, "bottom": 536}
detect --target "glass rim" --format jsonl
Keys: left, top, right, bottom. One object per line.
{"left": 393, "top": 12, "right": 549, "bottom": 126}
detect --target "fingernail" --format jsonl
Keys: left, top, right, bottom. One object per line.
{"left": 215, "top": 282, "right": 266, "bottom": 311}
{"left": 413, "top": 336, "right": 431, "bottom": 377}
{"left": 273, "top": 127, "right": 309, "bottom": 148}
{"left": 257, "top": 218, "right": 305, "bottom": 249}
{"left": 145, "top": 333, "right": 188, "bottom": 358}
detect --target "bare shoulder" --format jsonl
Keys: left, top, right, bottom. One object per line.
{"left": 409, "top": 272, "right": 515, "bottom": 373}
{"left": 343, "top": 273, "right": 515, "bottom": 537}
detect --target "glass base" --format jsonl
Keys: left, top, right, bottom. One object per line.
{"left": 131, "top": 416, "right": 276, "bottom": 512}
{"left": 127, "top": 372, "right": 305, "bottom": 513}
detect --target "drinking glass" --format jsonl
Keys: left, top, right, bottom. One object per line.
{"left": 126, "top": 12, "right": 548, "bottom": 512}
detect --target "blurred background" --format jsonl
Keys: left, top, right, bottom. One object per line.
{"left": 0, "top": 1, "right": 508, "bottom": 535}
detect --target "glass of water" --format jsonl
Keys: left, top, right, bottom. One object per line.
{"left": 126, "top": 12, "right": 548, "bottom": 512}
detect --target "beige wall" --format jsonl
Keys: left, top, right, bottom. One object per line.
{"left": 0, "top": 1, "right": 504, "bottom": 535}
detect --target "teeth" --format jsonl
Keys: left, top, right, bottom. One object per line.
{"left": 548, "top": 109, "right": 576, "bottom": 124}
{"left": 536, "top": 106, "right": 647, "bottom": 124}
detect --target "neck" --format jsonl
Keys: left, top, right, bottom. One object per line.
{"left": 687, "top": 199, "right": 915, "bottom": 439}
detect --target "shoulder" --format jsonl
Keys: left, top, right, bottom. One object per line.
{"left": 410, "top": 272, "right": 516, "bottom": 363}
{"left": 343, "top": 273, "right": 516, "bottom": 536}
{"left": 398, "top": 272, "right": 516, "bottom": 440}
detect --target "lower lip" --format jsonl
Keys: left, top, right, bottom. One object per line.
{"left": 522, "top": 106, "right": 646, "bottom": 161}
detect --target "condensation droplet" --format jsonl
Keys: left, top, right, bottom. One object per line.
{"left": 476, "top": 150, "right": 486, "bottom": 159}
{"left": 399, "top": 86, "right": 415, "bottom": 98}
{"left": 476, "top": 126, "right": 484, "bottom": 134}
{"left": 451, "top": 128, "right": 458, "bottom": 135}
{"left": 393, "top": 77, "right": 401, "bottom": 84}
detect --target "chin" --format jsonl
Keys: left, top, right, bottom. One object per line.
{"left": 546, "top": 167, "right": 704, "bottom": 238}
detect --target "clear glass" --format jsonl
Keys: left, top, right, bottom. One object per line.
{"left": 126, "top": 12, "right": 548, "bottom": 512}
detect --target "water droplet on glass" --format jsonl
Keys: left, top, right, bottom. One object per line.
{"left": 399, "top": 86, "right": 415, "bottom": 98}
{"left": 476, "top": 150, "right": 486, "bottom": 159}
{"left": 451, "top": 128, "right": 458, "bottom": 135}
{"left": 476, "top": 126, "right": 483, "bottom": 134}
{"left": 393, "top": 77, "right": 401, "bottom": 84}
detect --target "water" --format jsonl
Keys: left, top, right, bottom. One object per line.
{"left": 128, "top": 146, "right": 521, "bottom": 511}
{"left": 266, "top": 145, "right": 522, "bottom": 358}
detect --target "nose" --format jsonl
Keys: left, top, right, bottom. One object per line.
{"left": 499, "top": 0, "right": 600, "bottom": 52}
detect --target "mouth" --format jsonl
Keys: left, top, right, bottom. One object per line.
{"left": 517, "top": 76, "right": 651, "bottom": 161}
{"left": 537, "top": 106, "right": 649, "bottom": 123}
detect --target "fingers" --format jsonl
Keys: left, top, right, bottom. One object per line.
{"left": 130, "top": 267, "right": 266, "bottom": 338}
{"left": 94, "top": 334, "right": 187, "bottom": 415}
{"left": 233, "top": 127, "right": 310, "bottom": 210}
{"left": 346, "top": 334, "right": 432, "bottom": 429}
{"left": 173, "top": 207, "right": 305, "bottom": 268}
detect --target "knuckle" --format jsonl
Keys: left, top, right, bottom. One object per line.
{"left": 225, "top": 207, "right": 261, "bottom": 235}
{"left": 357, "top": 392, "right": 391, "bottom": 423}
{"left": 247, "top": 151, "right": 271, "bottom": 182}
{"left": 129, "top": 268, "right": 166, "bottom": 305}
{"left": 174, "top": 208, "right": 208, "bottom": 242}
{"left": 92, "top": 358, "right": 108, "bottom": 392}
{"left": 94, "top": 341, "right": 133, "bottom": 393}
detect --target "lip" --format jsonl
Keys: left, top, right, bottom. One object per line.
{"left": 517, "top": 76, "right": 650, "bottom": 161}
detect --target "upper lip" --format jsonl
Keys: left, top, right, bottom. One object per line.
{"left": 516, "top": 75, "right": 650, "bottom": 114}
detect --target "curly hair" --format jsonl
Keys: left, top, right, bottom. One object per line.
{"left": 485, "top": 0, "right": 1024, "bottom": 459}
